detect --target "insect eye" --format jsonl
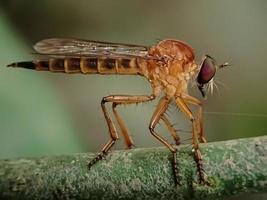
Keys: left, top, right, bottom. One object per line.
{"left": 197, "top": 56, "right": 216, "bottom": 85}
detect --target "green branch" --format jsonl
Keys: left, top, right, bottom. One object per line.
{"left": 0, "top": 136, "right": 266, "bottom": 200}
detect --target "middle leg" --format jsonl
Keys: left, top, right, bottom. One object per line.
{"left": 149, "top": 96, "right": 181, "bottom": 185}
{"left": 161, "top": 115, "right": 181, "bottom": 145}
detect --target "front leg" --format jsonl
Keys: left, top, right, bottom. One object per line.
{"left": 175, "top": 95, "right": 208, "bottom": 184}
{"left": 178, "top": 93, "right": 207, "bottom": 143}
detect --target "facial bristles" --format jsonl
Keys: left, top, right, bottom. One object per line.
{"left": 207, "top": 78, "right": 219, "bottom": 95}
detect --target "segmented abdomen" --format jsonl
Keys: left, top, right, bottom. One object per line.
{"left": 9, "top": 57, "right": 142, "bottom": 75}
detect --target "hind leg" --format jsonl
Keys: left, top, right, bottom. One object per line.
{"left": 111, "top": 94, "right": 155, "bottom": 149}
{"left": 88, "top": 94, "right": 155, "bottom": 168}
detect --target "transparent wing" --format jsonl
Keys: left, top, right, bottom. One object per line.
{"left": 34, "top": 38, "right": 150, "bottom": 58}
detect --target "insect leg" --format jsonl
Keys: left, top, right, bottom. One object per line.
{"left": 112, "top": 103, "right": 134, "bottom": 149}
{"left": 111, "top": 95, "right": 155, "bottom": 149}
{"left": 149, "top": 97, "right": 181, "bottom": 185}
{"left": 175, "top": 96, "right": 208, "bottom": 184}
{"left": 88, "top": 94, "right": 155, "bottom": 169}
{"left": 87, "top": 96, "right": 120, "bottom": 169}
{"left": 161, "top": 115, "right": 181, "bottom": 145}
{"left": 178, "top": 94, "right": 207, "bottom": 143}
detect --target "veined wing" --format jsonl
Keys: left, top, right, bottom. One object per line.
{"left": 34, "top": 38, "right": 150, "bottom": 59}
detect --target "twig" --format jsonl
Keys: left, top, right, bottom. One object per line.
{"left": 0, "top": 136, "right": 266, "bottom": 200}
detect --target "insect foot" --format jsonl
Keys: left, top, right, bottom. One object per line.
{"left": 192, "top": 148, "right": 210, "bottom": 185}
{"left": 172, "top": 151, "right": 182, "bottom": 186}
{"left": 87, "top": 151, "right": 107, "bottom": 169}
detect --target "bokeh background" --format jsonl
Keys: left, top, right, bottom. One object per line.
{"left": 0, "top": 0, "right": 266, "bottom": 160}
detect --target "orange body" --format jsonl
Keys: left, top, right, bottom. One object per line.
{"left": 8, "top": 38, "right": 215, "bottom": 185}
{"left": 9, "top": 39, "right": 198, "bottom": 99}
{"left": 138, "top": 39, "right": 198, "bottom": 97}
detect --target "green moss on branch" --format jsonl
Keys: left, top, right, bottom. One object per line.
{"left": 0, "top": 136, "right": 267, "bottom": 200}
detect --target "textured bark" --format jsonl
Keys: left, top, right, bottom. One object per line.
{"left": 0, "top": 136, "right": 266, "bottom": 200}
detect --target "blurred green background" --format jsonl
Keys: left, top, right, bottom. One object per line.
{"left": 0, "top": 0, "right": 267, "bottom": 159}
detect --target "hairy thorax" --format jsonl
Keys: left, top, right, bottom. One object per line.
{"left": 138, "top": 39, "right": 198, "bottom": 98}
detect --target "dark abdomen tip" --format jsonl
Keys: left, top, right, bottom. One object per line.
{"left": 7, "top": 62, "right": 16, "bottom": 67}
{"left": 7, "top": 61, "right": 36, "bottom": 70}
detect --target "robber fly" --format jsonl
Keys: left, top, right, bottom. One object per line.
{"left": 8, "top": 38, "right": 229, "bottom": 185}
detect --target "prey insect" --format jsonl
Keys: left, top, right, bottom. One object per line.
{"left": 8, "top": 38, "right": 229, "bottom": 185}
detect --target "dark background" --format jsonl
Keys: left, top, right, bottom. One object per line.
{"left": 0, "top": 0, "right": 266, "bottom": 159}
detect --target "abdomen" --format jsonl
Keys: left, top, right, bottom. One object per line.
{"left": 8, "top": 57, "right": 143, "bottom": 75}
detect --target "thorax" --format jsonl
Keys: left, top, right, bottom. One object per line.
{"left": 138, "top": 39, "right": 198, "bottom": 98}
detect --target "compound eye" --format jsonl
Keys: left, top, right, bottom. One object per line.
{"left": 197, "top": 56, "right": 216, "bottom": 85}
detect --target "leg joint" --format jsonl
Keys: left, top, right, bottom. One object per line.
{"left": 149, "top": 125, "right": 154, "bottom": 134}
{"left": 112, "top": 102, "right": 118, "bottom": 109}
{"left": 102, "top": 96, "right": 113, "bottom": 104}
{"left": 149, "top": 94, "right": 156, "bottom": 100}
{"left": 101, "top": 98, "right": 107, "bottom": 104}
{"left": 190, "top": 116, "right": 195, "bottom": 122}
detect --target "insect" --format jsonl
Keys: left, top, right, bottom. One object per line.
{"left": 8, "top": 38, "right": 229, "bottom": 185}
